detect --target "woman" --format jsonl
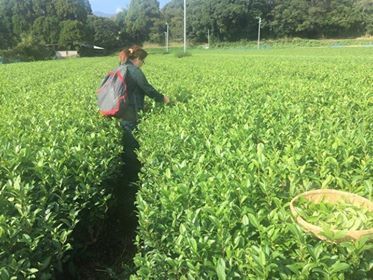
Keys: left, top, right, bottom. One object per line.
{"left": 119, "top": 45, "right": 170, "bottom": 130}
{"left": 119, "top": 46, "right": 170, "bottom": 174}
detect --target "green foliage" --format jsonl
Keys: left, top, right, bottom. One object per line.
{"left": 188, "top": 0, "right": 265, "bottom": 41}
{"left": 32, "top": 16, "right": 60, "bottom": 45}
{"left": 10, "top": 0, "right": 34, "bottom": 36}
{"left": 271, "top": 0, "right": 367, "bottom": 38}
{"left": 211, "top": 38, "right": 373, "bottom": 49}
{"left": 0, "top": 0, "right": 93, "bottom": 53}
{"left": 54, "top": 0, "right": 91, "bottom": 21}
{"left": 295, "top": 197, "right": 373, "bottom": 231}
{"left": 0, "top": 41, "right": 372, "bottom": 280}
{"left": 0, "top": 57, "right": 123, "bottom": 278}
{"left": 87, "top": 16, "right": 120, "bottom": 51}
{"left": 163, "top": 0, "right": 372, "bottom": 42}
{"left": 175, "top": 51, "right": 192, "bottom": 58}
{"left": 0, "top": 16, "right": 14, "bottom": 49}
{"left": 58, "top": 20, "right": 87, "bottom": 49}
{"left": 130, "top": 48, "right": 373, "bottom": 279}
{"left": 125, "top": 0, "right": 161, "bottom": 44}
{"left": 359, "top": 0, "right": 373, "bottom": 35}
{"left": 0, "top": 34, "right": 54, "bottom": 62}
{"left": 1, "top": 0, "right": 372, "bottom": 58}
{"left": 162, "top": 0, "right": 184, "bottom": 41}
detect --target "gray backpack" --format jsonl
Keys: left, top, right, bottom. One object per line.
{"left": 96, "top": 64, "right": 128, "bottom": 117}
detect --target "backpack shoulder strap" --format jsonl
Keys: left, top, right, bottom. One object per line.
{"left": 114, "top": 64, "right": 127, "bottom": 82}
{"left": 119, "top": 64, "right": 128, "bottom": 74}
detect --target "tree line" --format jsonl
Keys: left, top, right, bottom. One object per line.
{"left": 0, "top": 0, "right": 372, "bottom": 58}
{"left": 169, "top": 0, "right": 372, "bottom": 42}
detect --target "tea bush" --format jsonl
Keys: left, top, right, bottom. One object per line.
{"left": 132, "top": 48, "right": 373, "bottom": 279}
{"left": 1, "top": 47, "right": 372, "bottom": 279}
{"left": 0, "top": 58, "right": 123, "bottom": 278}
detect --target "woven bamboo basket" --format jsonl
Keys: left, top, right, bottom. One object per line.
{"left": 290, "top": 189, "right": 373, "bottom": 242}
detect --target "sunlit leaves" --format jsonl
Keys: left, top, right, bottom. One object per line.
{"left": 0, "top": 57, "right": 122, "bottom": 278}
{"left": 132, "top": 48, "right": 373, "bottom": 279}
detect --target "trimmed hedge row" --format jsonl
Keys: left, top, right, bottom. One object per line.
{"left": 132, "top": 48, "right": 372, "bottom": 279}
{"left": 0, "top": 58, "right": 123, "bottom": 278}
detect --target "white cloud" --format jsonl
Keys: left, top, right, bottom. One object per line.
{"left": 115, "top": 7, "right": 124, "bottom": 14}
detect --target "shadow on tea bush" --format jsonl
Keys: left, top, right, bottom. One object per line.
{"left": 175, "top": 51, "right": 192, "bottom": 58}
{"left": 173, "top": 89, "right": 192, "bottom": 103}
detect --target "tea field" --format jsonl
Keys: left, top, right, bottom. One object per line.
{"left": 134, "top": 47, "right": 373, "bottom": 279}
{"left": 0, "top": 58, "right": 123, "bottom": 278}
{"left": 0, "top": 47, "right": 372, "bottom": 279}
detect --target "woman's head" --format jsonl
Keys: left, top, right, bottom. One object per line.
{"left": 119, "top": 45, "right": 148, "bottom": 67}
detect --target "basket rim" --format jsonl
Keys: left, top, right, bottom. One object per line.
{"left": 290, "top": 189, "right": 373, "bottom": 241}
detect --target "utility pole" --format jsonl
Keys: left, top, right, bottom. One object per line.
{"left": 165, "top": 22, "right": 169, "bottom": 53}
{"left": 256, "top": 16, "right": 261, "bottom": 49}
{"left": 184, "top": 0, "right": 186, "bottom": 53}
{"left": 207, "top": 29, "right": 210, "bottom": 49}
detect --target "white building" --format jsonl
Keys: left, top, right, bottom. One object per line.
{"left": 55, "top": 50, "right": 79, "bottom": 59}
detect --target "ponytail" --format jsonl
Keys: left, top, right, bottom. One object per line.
{"left": 118, "top": 45, "right": 148, "bottom": 64}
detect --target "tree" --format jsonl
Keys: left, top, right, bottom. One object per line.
{"left": 125, "top": 0, "right": 161, "bottom": 44}
{"left": 192, "top": 0, "right": 250, "bottom": 41}
{"left": 0, "top": 18, "right": 14, "bottom": 49}
{"left": 87, "top": 16, "right": 120, "bottom": 50}
{"left": 114, "top": 9, "right": 133, "bottom": 46}
{"left": 162, "top": 0, "right": 184, "bottom": 41}
{"left": 32, "top": 16, "right": 60, "bottom": 44}
{"left": 1, "top": 34, "right": 54, "bottom": 61}
{"left": 58, "top": 20, "right": 87, "bottom": 49}
{"left": 54, "top": 0, "right": 91, "bottom": 22}
{"left": 321, "top": 0, "right": 366, "bottom": 37}
{"left": 271, "top": 0, "right": 368, "bottom": 38}
{"left": 271, "top": 0, "right": 310, "bottom": 38}
{"left": 115, "top": 9, "right": 128, "bottom": 29}
{"left": 357, "top": 0, "right": 373, "bottom": 35}
{"left": 0, "top": 0, "right": 15, "bottom": 49}
{"left": 1, "top": 0, "right": 372, "bottom": 54}
{"left": 11, "top": 0, "right": 34, "bottom": 37}
{"left": 163, "top": 0, "right": 273, "bottom": 42}
{"left": 32, "top": 0, "right": 50, "bottom": 17}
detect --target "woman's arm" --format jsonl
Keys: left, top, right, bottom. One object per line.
{"left": 129, "top": 66, "right": 169, "bottom": 103}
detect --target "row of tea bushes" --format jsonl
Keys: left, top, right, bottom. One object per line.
{"left": 0, "top": 58, "right": 123, "bottom": 278}
{"left": 132, "top": 48, "right": 372, "bottom": 279}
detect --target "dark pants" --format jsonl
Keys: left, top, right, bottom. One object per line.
{"left": 120, "top": 120, "right": 141, "bottom": 181}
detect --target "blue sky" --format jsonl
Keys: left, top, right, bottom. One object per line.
{"left": 89, "top": 0, "right": 170, "bottom": 14}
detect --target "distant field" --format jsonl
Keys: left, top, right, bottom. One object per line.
{"left": 144, "top": 37, "right": 373, "bottom": 51}
{"left": 0, "top": 47, "right": 372, "bottom": 279}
